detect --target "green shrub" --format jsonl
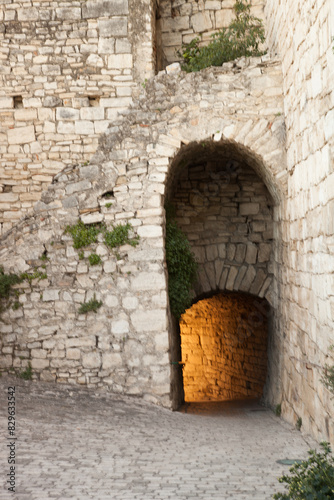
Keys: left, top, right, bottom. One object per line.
{"left": 104, "top": 223, "right": 139, "bottom": 249}
{"left": 78, "top": 294, "right": 103, "bottom": 314}
{"left": 273, "top": 442, "right": 334, "bottom": 499}
{"left": 177, "top": 0, "right": 265, "bottom": 73}
{"left": 65, "top": 220, "right": 103, "bottom": 249}
{"left": 165, "top": 206, "right": 198, "bottom": 319}
{"left": 88, "top": 253, "right": 102, "bottom": 266}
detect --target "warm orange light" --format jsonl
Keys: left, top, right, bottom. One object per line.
{"left": 180, "top": 293, "right": 268, "bottom": 402}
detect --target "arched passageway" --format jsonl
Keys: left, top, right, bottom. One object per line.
{"left": 180, "top": 292, "right": 269, "bottom": 402}
{"left": 166, "top": 140, "right": 279, "bottom": 408}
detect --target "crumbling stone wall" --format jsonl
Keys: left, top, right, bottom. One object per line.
{"left": 180, "top": 294, "right": 268, "bottom": 402}
{"left": 0, "top": 57, "right": 286, "bottom": 410}
{"left": 265, "top": 0, "right": 334, "bottom": 444}
{"left": 0, "top": 0, "right": 156, "bottom": 235}
{"left": 157, "top": 0, "right": 265, "bottom": 66}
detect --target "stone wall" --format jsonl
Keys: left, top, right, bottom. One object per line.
{"left": 180, "top": 293, "right": 268, "bottom": 401}
{"left": 158, "top": 0, "right": 265, "bottom": 66}
{"left": 0, "top": 57, "right": 286, "bottom": 410}
{"left": 170, "top": 151, "right": 274, "bottom": 300}
{"left": 265, "top": 0, "right": 334, "bottom": 444}
{"left": 0, "top": 0, "right": 155, "bottom": 235}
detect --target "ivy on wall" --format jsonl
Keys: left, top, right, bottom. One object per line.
{"left": 165, "top": 204, "right": 198, "bottom": 320}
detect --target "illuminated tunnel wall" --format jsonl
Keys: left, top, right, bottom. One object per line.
{"left": 180, "top": 293, "right": 268, "bottom": 402}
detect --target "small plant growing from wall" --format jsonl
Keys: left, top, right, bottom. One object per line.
{"left": 104, "top": 223, "right": 139, "bottom": 249}
{"left": 321, "top": 345, "right": 334, "bottom": 396}
{"left": 19, "top": 362, "right": 33, "bottom": 380}
{"left": 165, "top": 204, "right": 198, "bottom": 319}
{"left": 64, "top": 220, "right": 139, "bottom": 254}
{"left": 272, "top": 442, "right": 334, "bottom": 499}
{"left": 78, "top": 294, "right": 103, "bottom": 314}
{"left": 0, "top": 267, "right": 47, "bottom": 316}
{"left": 65, "top": 220, "right": 103, "bottom": 249}
{"left": 177, "top": 0, "right": 265, "bottom": 72}
{"left": 88, "top": 253, "right": 102, "bottom": 266}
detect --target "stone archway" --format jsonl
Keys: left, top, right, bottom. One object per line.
{"left": 166, "top": 139, "right": 280, "bottom": 408}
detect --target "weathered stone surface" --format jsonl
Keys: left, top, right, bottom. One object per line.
{"left": 131, "top": 273, "right": 165, "bottom": 291}
{"left": 131, "top": 310, "right": 167, "bottom": 332}
{"left": 82, "top": 352, "right": 101, "bottom": 369}
{"left": 8, "top": 126, "right": 35, "bottom": 145}
{"left": 83, "top": 0, "right": 129, "bottom": 19}
{"left": 43, "top": 290, "right": 60, "bottom": 302}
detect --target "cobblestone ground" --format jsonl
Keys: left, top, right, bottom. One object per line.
{"left": 0, "top": 375, "right": 318, "bottom": 500}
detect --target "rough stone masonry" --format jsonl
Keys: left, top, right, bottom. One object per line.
{"left": 0, "top": 0, "right": 333, "bottom": 449}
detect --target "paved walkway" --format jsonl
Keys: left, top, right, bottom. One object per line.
{"left": 0, "top": 375, "right": 318, "bottom": 500}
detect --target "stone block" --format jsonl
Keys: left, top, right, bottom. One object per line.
{"left": 86, "top": 54, "right": 104, "bottom": 67}
{"left": 83, "top": 0, "right": 129, "bottom": 19}
{"left": 56, "top": 8, "right": 82, "bottom": 20}
{"left": 245, "top": 243, "right": 258, "bottom": 264}
{"left": 8, "top": 126, "right": 35, "bottom": 145}
{"left": 80, "top": 107, "right": 104, "bottom": 120}
{"left": 108, "top": 54, "right": 133, "bottom": 69}
{"left": 67, "top": 349, "right": 81, "bottom": 360}
{"left": 43, "top": 96, "right": 62, "bottom": 108}
{"left": 161, "top": 16, "right": 189, "bottom": 32}
{"left": 122, "top": 296, "right": 139, "bottom": 310}
{"left": 137, "top": 225, "right": 163, "bottom": 238}
{"left": 31, "top": 358, "right": 50, "bottom": 369}
{"left": 98, "top": 18, "right": 128, "bottom": 37}
{"left": 258, "top": 243, "right": 271, "bottom": 262}
{"left": 0, "top": 96, "right": 13, "bottom": 108}
{"left": 0, "top": 193, "right": 19, "bottom": 202}
{"left": 105, "top": 294, "right": 119, "bottom": 307}
{"left": 161, "top": 32, "right": 182, "bottom": 47}
{"left": 102, "top": 352, "right": 123, "bottom": 370}
{"left": 42, "top": 65, "right": 61, "bottom": 76}
{"left": 131, "top": 310, "right": 167, "bottom": 332}
{"left": 226, "top": 266, "right": 238, "bottom": 290}
{"left": 111, "top": 320, "right": 129, "bottom": 335}
{"left": 215, "top": 9, "right": 234, "bottom": 29}
{"left": 75, "top": 121, "right": 95, "bottom": 135}
{"left": 31, "top": 349, "right": 47, "bottom": 359}
{"left": 66, "top": 179, "right": 91, "bottom": 195}
{"left": 131, "top": 272, "right": 165, "bottom": 291}
{"left": 43, "top": 290, "right": 60, "bottom": 302}
{"left": 239, "top": 266, "right": 256, "bottom": 292}
{"left": 56, "top": 108, "right": 79, "bottom": 121}
{"left": 14, "top": 108, "right": 37, "bottom": 121}
{"left": 18, "top": 8, "right": 39, "bottom": 20}
{"left": 192, "top": 12, "right": 213, "bottom": 32}
{"left": 56, "top": 122, "right": 74, "bottom": 135}
{"left": 205, "top": 1, "right": 222, "bottom": 9}
{"left": 239, "top": 203, "right": 260, "bottom": 215}
{"left": 95, "top": 121, "right": 110, "bottom": 134}
{"left": 82, "top": 352, "right": 101, "bottom": 369}
{"left": 115, "top": 39, "right": 131, "bottom": 53}
{"left": 166, "top": 63, "right": 181, "bottom": 75}
{"left": 98, "top": 38, "right": 115, "bottom": 54}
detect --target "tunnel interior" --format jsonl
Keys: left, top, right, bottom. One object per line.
{"left": 166, "top": 140, "right": 276, "bottom": 407}
{"left": 180, "top": 292, "right": 269, "bottom": 402}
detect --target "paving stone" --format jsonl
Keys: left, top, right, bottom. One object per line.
{"left": 0, "top": 376, "right": 318, "bottom": 500}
